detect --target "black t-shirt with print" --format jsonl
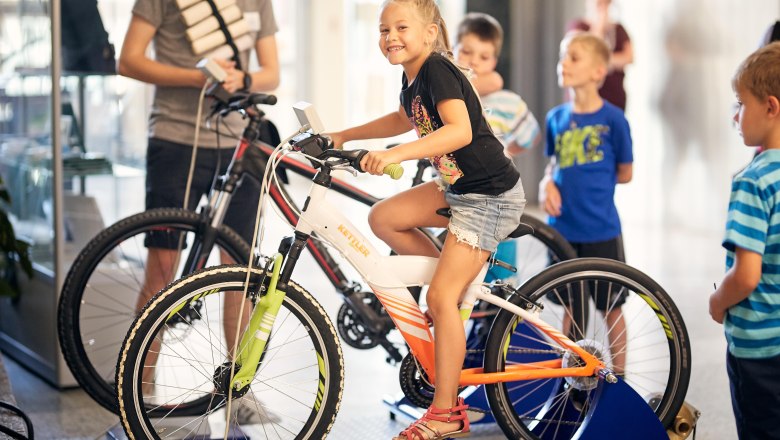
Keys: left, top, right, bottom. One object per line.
{"left": 400, "top": 53, "right": 520, "bottom": 196}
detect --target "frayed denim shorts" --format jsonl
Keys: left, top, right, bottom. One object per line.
{"left": 442, "top": 177, "right": 526, "bottom": 252}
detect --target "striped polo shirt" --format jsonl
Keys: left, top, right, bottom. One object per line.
{"left": 482, "top": 90, "right": 540, "bottom": 152}
{"left": 723, "top": 149, "right": 780, "bottom": 359}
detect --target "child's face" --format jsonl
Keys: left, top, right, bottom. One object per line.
{"left": 454, "top": 33, "right": 498, "bottom": 76}
{"left": 378, "top": 2, "right": 437, "bottom": 69}
{"left": 733, "top": 85, "right": 772, "bottom": 147}
{"left": 557, "top": 41, "right": 606, "bottom": 89}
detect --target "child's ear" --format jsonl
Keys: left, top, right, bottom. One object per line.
{"left": 426, "top": 23, "right": 439, "bottom": 47}
{"left": 767, "top": 95, "right": 780, "bottom": 118}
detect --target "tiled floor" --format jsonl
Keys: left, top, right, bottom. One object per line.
{"left": 2, "top": 156, "right": 742, "bottom": 439}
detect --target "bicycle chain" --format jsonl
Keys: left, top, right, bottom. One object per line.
{"left": 464, "top": 346, "right": 582, "bottom": 427}
{"left": 465, "top": 348, "right": 564, "bottom": 355}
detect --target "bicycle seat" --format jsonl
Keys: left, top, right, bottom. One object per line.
{"left": 436, "top": 208, "right": 534, "bottom": 239}
{"left": 508, "top": 222, "right": 535, "bottom": 238}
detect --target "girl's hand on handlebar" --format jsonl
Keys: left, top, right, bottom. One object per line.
{"left": 360, "top": 149, "right": 399, "bottom": 176}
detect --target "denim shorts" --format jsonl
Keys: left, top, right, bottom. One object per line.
{"left": 443, "top": 177, "right": 526, "bottom": 252}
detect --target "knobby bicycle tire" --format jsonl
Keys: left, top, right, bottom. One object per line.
{"left": 58, "top": 208, "right": 252, "bottom": 414}
{"left": 484, "top": 258, "right": 691, "bottom": 439}
{"left": 116, "top": 265, "right": 344, "bottom": 439}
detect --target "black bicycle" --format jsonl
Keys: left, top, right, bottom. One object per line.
{"left": 56, "top": 90, "right": 575, "bottom": 414}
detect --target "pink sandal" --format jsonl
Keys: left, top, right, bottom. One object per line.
{"left": 395, "top": 397, "right": 471, "bottom": 439}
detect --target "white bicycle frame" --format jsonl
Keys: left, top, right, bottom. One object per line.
{"left": 292, "top": 178, "right": 596, "bottom": 384}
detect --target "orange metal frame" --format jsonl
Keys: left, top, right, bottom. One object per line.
{"left": 374, "top": 288, "right": 606, "bottom": 387}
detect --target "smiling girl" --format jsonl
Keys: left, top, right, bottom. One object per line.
{"left": 328, "top": 1, "right": 524, "bottom": 439}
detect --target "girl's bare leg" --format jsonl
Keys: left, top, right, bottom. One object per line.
{"left": 369, "top": 181, "right": 449, "bottom": 257}
{"left": 396, "top": 233, "right": 489, "bottom": 438}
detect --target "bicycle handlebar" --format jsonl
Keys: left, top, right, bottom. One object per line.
{"left": 288, "top": 137, "right": 403, "bottom": 180}
{"left": 205, "top": 82, "right": 277, "bottom": 116}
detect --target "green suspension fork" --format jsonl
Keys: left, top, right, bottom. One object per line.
{"left": 230, "top": 253, "right": 285, "bottom": 391}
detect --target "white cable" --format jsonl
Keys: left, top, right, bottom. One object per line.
{"left": 184, "top": 79, "right": 212, "bottom": 210}
{"left": 224, "top": 126, "right": 310, "bottom": 435}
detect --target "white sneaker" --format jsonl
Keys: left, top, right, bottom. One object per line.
{"left": 228, "top": 396, "right": 281, "bottom": 425}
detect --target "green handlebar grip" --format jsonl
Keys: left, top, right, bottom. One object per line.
{"left": 383, "top": 163, "right": 404, "bottom": 180}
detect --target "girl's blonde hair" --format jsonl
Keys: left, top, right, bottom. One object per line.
{"left": 381, "top": 0, "right": 490, "bottom": 125}
{"left": 381, "top": 0, "right": 452, "bottom": 57}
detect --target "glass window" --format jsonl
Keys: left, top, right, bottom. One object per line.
{"left": 0, "top": 0, "right": 55, "bottom": 271}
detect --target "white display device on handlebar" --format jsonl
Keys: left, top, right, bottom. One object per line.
{"left": 293, "top": 101, "right": 326, "bottom": 134}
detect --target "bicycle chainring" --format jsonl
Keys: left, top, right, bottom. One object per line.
{"left": 336, "top": 294, "right": 384, "bottom": 349}
{"left": 398, "top": 354, "right": 436, "bottom": 408}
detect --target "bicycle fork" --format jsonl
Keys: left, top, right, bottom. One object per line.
{"left": 230, "top": 253, "right": 284, "bottom": 391}
{"left": 229, "top": 232, "right": 309, "bottom": 392}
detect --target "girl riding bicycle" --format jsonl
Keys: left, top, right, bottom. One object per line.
{"left": 329, "top": 1, "right": 525, "bottom": 438}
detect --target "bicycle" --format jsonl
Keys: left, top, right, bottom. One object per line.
{"left": 114, "top": 104, "right": 691, "bottom": 439}
{"left": 57, "top": 90, "right": 574, "bottom": 415}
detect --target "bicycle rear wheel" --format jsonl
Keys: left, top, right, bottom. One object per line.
{"left": 58, "top": 208, "right": 252, "bottom": 413}
{"left": 117, "top": 265, "right": 344, "bottom": 439}
{"left": 511, "top": 214, "right": 576, "bottom": 283}
{"left": 484, "top": 258, "right": 690, "bottom": 439}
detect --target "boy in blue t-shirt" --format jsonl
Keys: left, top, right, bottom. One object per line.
{"left": 709, "top": 42, "right": 780, "bottom": 439}
{"left": 541, "top": 32, "right": 633, "bottom": 373}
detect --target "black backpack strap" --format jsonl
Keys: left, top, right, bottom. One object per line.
{"left": 203, "top": 0, "right": 242, "bottom": 70}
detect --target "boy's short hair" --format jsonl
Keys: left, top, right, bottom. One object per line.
{"left": 732, "top": 41, "right": 780, "bottom": 101}
{"left": 561, "top": 31, "right": 611, "bottom": 68}
{"left": 456, "top": 12, "right": 504, "bottom": 57}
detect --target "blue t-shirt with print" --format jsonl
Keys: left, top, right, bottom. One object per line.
{"left": 544, "top": 102, "right": 633, "bottom": 243}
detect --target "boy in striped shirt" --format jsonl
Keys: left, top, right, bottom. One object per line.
{"left": 709, "top": 42, "right": 780, "bottom": 440}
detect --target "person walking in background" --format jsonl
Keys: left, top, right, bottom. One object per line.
{"left": 540, "top": 32, "right": 633, "bottom": 373}
{"left": 567, "top": 0, "right": 633, "bottom": 110}
{"left": 329, "top": 1, "right": 524, "bottom": 437}
{"left": 709, "top": 42, "right": 780, "bottom": 440}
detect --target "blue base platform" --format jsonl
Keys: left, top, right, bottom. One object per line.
{"left": 384, "top": 377, "right": 667, "bottom": 439}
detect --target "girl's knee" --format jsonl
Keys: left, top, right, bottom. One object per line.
{"left": 368, "top": 204, "right": 389, "bottom": 237}
{"left": 368, "top": 201, "right": 401, "bottom": 238}
{"left": 425, "top": 287, "right": 459, "bottom": 317}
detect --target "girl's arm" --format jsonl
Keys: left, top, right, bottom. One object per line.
{"left": 709, "top": 247, "right": 762, "bottom": 324}
{"left": 617, "top": 163, "right": 633, "bottom": 183}
{"left": 361, "top": 98, "right": 473, "bottom": 174}
{"left": 329, "top": 105, "right": 412, "bottom": 148}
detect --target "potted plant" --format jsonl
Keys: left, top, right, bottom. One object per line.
{"left": 0, "top": 174, "right": 33, "bottom": 297}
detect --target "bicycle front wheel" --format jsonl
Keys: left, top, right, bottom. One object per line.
{"left": 117, "top": 265, "right": 344, "bottom": 439}
{"left": 484, "top": 258, "right": 690, "bottom": 439}
{"left": 58, "top": 208, "right": 252, "bottom": 413}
